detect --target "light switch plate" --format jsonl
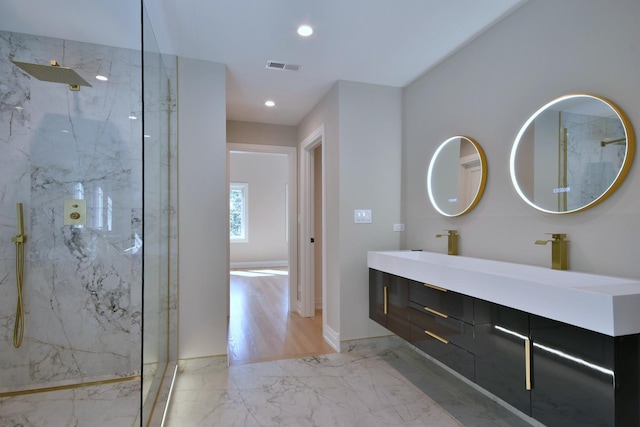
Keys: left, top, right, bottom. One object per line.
{"left": 354, "top": 209, "right": 372, "bottom": 223}
{"left": 394, "top": 223, "right": 405, "bottom": 232}
{"left": 64, "top": 199, "right": 86, "bottom": 226}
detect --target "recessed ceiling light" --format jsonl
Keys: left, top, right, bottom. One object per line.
{"left": 297, "top": 25, "right": 313, "bottom": 37}
{"left": 129, "top": 115, "right": 138, "bottom": 120}
{"left": 265, "top": 100, "right": 275, "bottom": 107}
{"left": 144, "top": 134, "right": 151, "bottom": 138}
{"left": 96, "top": 75, "right": 108, "bottom": 81}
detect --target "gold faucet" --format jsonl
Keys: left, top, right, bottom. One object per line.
{"left": 535, "top": 233, "right": 568, "bottom": 270}
{"left": 436, "top": 229, "right": 458, "bottom": 255}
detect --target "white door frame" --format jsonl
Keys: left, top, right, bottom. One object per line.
{"left": 227, "top": 142, "right": 298, "bottom": 312}
{"left": 299, "top": 125, "right": 325, "bottom": 319}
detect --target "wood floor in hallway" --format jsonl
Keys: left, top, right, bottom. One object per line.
{"left": 228, "top": 268, "right": 335, "bottom": 365}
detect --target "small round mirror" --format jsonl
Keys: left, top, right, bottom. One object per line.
{"left": 510, "top": 94, "right": 635, "bottom": 214}
{"left": 427, "top": 136, "right": 487, "bottom": 217}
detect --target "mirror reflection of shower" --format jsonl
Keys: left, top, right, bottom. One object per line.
{"left": 562, "top": 110, "right": 626, "bottom": 211}
{"left": 511, "top": 94, "right": 633, "bottom": 214}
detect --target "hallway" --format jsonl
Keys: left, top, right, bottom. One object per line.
{"left": 228, "top": 268, "right": 335, "bottom": 365}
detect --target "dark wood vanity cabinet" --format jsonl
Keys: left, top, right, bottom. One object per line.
{"left": 530, "top": 315, "right": 640, "bottom": 427}
{"left": 408, "top": 280, "right": 475, "bottom": 381}
{"left": 369, "top": 269, "right": 411, "bottom": 341}
{"left": 474, "top": 299, "right": 531, "bottom": 415}
{"left": 369, "top": 269, "right": 640, "bottom": 427}
{"left": 475, "top": 299, "right": 640, "bottom": 427}
{"left": 368, "top": 271, "right": 476, "bottom": 380}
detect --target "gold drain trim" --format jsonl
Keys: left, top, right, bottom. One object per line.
{"left": 0, "top": 375, "right": 141, "bottom": 398}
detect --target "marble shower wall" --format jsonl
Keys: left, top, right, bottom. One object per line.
{"left": 0, "top": 30, "right": 142, "bottom": 391}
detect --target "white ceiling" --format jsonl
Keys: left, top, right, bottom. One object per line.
{"left": 1, "top": 0, "right": 527, "bottom": 126}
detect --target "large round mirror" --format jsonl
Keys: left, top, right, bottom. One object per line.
{"left": 510, "top": 94, "right": 635, "bottom": 214}
{"left": 427, "top": 136, "right": 487, "bottom": 217}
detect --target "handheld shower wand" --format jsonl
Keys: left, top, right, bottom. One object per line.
{"left": 11, "top": 203, "right": 26, "bottom": 348}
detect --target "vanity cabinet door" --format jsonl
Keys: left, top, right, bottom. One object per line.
{"left": 369, "top": 269, "right": 387, "bottom": 326}
{"left": 369, "top": 269, "right": 410, "bottom": 341}
{"left": 387, "top": 275, "right": 411, "bottom": 341}
{"left": 529, "top": 315, "right": 633, "bottom": 427}
{"left": 474, "top": 299, "right": 531, "bottom": 415}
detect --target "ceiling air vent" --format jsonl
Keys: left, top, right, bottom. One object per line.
{"left": 266, "top": 60, "right": 303, "bottom": 72}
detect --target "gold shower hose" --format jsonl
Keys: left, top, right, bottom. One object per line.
{"left": 11, "top": 203, "right": 26, "bottom": 348}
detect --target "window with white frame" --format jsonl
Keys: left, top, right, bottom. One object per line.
{"left": 229, "top": 182, "right": 248, "bottom": 242}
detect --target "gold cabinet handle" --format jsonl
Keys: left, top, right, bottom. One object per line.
{"left": 383, "top": 286, "right": 388, "bottom": 315}
{"left": 424, "top": 306, "right": 448, "bottom": 319}
{"left": 525, "top": 338, "right": 532, "bottom": 390}
{"left": 424, "top": 283, "right": 447, "bottom": 292}
{"left": 425, "top": 330, "right": 449, "bottom": 344}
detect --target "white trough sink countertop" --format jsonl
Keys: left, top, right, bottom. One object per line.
{"left": 368, "top": 250, "right": 640, "bottom": 337}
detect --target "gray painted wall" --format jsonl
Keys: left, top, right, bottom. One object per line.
{"left": 227, "top": 120, "right": 297, "bottom": 147}
{"left": 298, "top": 81, "right": 403, "bottom": 342}
{"left": 177, "top": 57, "right": 228, "bottom": 358}
{"left": 403, "top": 0, "right": 640, "bottom": 279}
{"left": 177, "top": 0, "right": 640, "bottom": 358}
{"left": 229, "top": 152, "right": 289, "bottom": 265}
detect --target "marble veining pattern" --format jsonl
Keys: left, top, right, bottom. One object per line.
{"left": 165, "top": 339, "right": 538, "bottom": 427}
{"left": 0, "top": 340, "right": 539, "bottom": 426}
{"left": 167, "top": 353, "right": 461, "bottom": 426}
{"left": 0, "top": 379, "right": 141, "bottom": 427}
{"left": 0, "top": 29, "right": 142, "bottom": 391}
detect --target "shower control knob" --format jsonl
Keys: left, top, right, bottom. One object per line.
{"left": 64, "top": 199, "right": 86, "bottom": 226}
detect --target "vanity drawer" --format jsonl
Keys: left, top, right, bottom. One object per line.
{"left": 410, "top": 322, "right": 475, "bottom": 381}
{"left": 409, "top": 303, "right": 474, "bottom": 352}
{"left": 410, "top": 281, "right": 474, "bottom": 323}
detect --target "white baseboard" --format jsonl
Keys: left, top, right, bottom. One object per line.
{"left": 230, "top": 260, "right": 288, "bottom": 269}
{"left": 323, "top": 324, "right": 340, "bottom": 352}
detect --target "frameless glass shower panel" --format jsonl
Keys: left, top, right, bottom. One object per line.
{"left": 142, "top": 3, "right": 177, "bottom": 424}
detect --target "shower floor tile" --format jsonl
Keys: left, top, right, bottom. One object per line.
{"left": 0, "top": 379, "right": 140, "bottom": 427}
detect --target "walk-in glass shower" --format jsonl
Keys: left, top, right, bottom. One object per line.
{"left": 0, "top": 2, "right": 176, "bottom": 425}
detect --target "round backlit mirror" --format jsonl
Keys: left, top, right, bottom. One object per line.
{"left": 510, "top": 94, "right": 635, "bottom": 214}
{"left": 427, "top": 136, "right": 487, "bottom": 217}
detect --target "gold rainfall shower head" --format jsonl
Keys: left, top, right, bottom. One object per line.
{"left": 12, "top": 60, "right": 92, "bottom": 91}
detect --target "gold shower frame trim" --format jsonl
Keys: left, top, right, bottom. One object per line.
{"left": 0, "top": 375, "right": 141, "bottom": 398}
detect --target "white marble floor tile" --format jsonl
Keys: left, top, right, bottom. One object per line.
{"left": 165, "top": 342, "right": 466, "bottom": 427}
{"left": 165, "top": 338, "right": 542, "bottom": 427}
{"left": 0, "top": 380, "right": 140, "bottom": 427}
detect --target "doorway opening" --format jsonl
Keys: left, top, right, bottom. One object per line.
{"left": 226, "top": 142, "right": 333, "bottom": 364}
{"left": 299, "top": 124, "right": 337, "bottom": 350}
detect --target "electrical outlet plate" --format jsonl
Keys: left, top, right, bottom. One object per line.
{"left": 354, "top": 209, "right": 372, "bottom": 223}
{"left": 64, "top": 199, "right": 86, "bottom": 226}
{"left": 394, "top": 223, "right": 405, "bottom": 232}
